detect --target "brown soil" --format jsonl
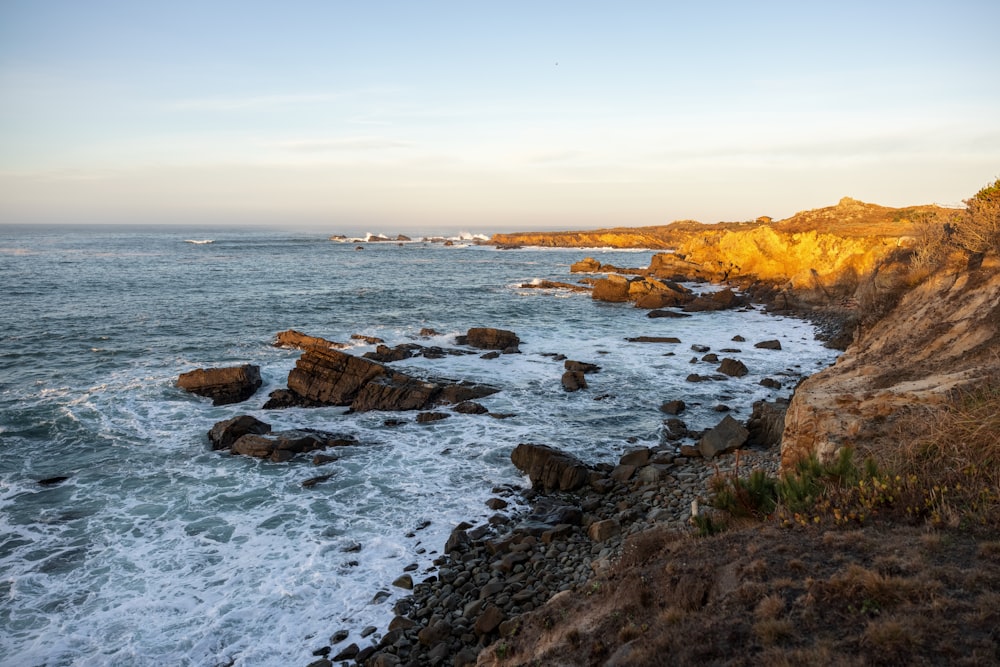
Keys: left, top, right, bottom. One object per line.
{"left": 481, "top": 522, "right": 1000, "bottom": 666}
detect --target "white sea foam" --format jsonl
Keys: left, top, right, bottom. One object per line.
{"left": 0, "top": 233, "right": 841, "bottom": 666}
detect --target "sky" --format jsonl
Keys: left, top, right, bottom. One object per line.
{"left": 1, "top": 1, "right": 998, "bottom": 235}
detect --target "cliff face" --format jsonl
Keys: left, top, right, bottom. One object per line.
{"left": 781, "top": 254, "right": 1000, "bottom": 468}
{"left": 497, "top": 198, "right": 952, "bottom": 307}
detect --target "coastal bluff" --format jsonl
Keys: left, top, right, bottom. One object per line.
{"left": 495, "top": 197, "right": 953, "bottom": 308}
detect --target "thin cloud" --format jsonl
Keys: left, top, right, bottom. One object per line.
{"left": 272, "top": 137, "right": 413, "bottom": 152}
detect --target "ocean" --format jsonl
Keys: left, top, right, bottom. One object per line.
{"left": 0, "top": 226, "right": 839, "bottom": 666}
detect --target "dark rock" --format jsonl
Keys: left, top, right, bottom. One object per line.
{"left": 436, "top": 382, "right": 500, "bottom": 405}
{"left": 230, "top": 429, "right": 356, "bottom": 460}
{"left": 454, "top": 401, "right": 489, "bottom": 414}
{"left": 351, "top": 334, "right": 385, "bottom": 344}
{"left": 480, "top": 351, "right": 500, "bottom": 360}
{"left": 37, "top": 476, "right": 70, "bottom": 487}
{"left": 416, "top": 411, "right": 449, "bottom": 423}
{"left": 207, "top": 414, "right": 271, "bottom": 450}
{"left": 312, "top": 453, "right": 338, "bottom": 465}
{"left": 646, "top": 309, "right": 692, "bottom": 318}
{"left": 330, "top": 629, "right": 350, "bottom": 643}
{"left": 691, "top": 344, "right": 710, "bottom": 353}
{"left": 302, "top": 473, "right": 334, "bottom": 488}
{"left": 746, "top": 399, "right": 789, "bottom": 448}
{"left": 561, "top": 370, "right": 587, "bottom": 392}
{"left": 659, "top": 399, "right": 686, "bottom": 415}
{"left": 686, "top": 373, "right": 710, "bottom": 382}
{"left": 626, "top": 336, "right": 681, "bottom": 343}
{"left": 485, "top": 498, "right": 508, "bottom": 510}
{"left": 564, "top": 360, "right": 601, "bottom": 374}
{"left": 392, "top": 574, "right": 413, "bottom": 589}
{"left": 755, "top": 339, "right": 783, "bottom": 350}
{"left": 701, "top": 353, "right": 719, "bottom": 363}
{"left": 732, "top": 335, "right": 746, "bottom": 342}
{"left": 662, "top": 418, "right": 688, "bottom": 440}
{"left": 760, "top": 377, "right": 782, "bottom": 389}
{"left": 177, "top": 364, "right": 261, "bottom": 406}
{"left": 510, "top": 443, "right": 590, "bottom": 492}
{"left": 458, "top": 327, "right": 520, "bottom": 351}
{"left": 331, "top": 643, "right": 359, "bottom": 661}
{"left": 619, "top": 448, "right": 651, "bottom": 466}
{"left": 363, "top": 344, "right": 416, "bottom": 363}
{"left": 698, "top": 415, "right": 749, "bottom": 458}
{"left": 717, "top": 358, "right": 749, "bottom": 377}
{"left": 419, "top": 328, "right": 440, "bottom": 337}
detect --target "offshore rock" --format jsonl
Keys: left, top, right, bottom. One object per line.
{"left": 176, "top": 364, "right": 262, "bottom": 406}
{"left": 717, "top": 358, "right": 749, "bottom": 377}
{"left": 230, "top": 429, "right": 357, "bottom": 461}
{"left": 591, "top": 275, "right": 631, "bottom": 302}
{"left": 511, "top": 443, "right": 591, "bottom": 492}
{"left": 561, "top": 370, "right": 587, "bottom": 392}
{"left": 570, "top": 257, "right": 602, "bottom": 272}
{"left": 456, "top": 327, "right": 521, "bottom": 351}
{"left": 208, "top": 414, "right": 271, "bottom": 450}
{"left": 275, "top": 346, "right": 498, "bottom": 412}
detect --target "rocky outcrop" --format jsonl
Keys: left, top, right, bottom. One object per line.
{"left": 269, "top": 345, "right": 498, "bottom": 412}
{"left": 273, "top": 329, "right": 347, "bottom": 350}
{"left": 746, "top": 399, "right": 789, "bottom": 448}
{"left": 510, "top": 443, "right": 591, "bottom": 492}
{"left": 455, "top": 328, "right": 520, "bottom": 352}
{"left": 231, "top": 429, "right": 357, "bottom": 462}
{"left": 176, "top": 364, "right": 261, "bottom": 405}
{"left": 782, "top": 254, "right": 1000, "bottom": 468}
{"left": 207, "top": 415, "right": 356, "bottom": 461}
{"left": 208, "top": 414, "right": 271, "bottom": 450}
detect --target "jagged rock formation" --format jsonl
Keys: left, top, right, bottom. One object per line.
{"left": 265, "top": 345, "right": 498, "bottom": 412}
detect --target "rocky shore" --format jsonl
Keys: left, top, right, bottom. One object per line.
{"left": 306, "top": 444, "right": 781, "bottom": 667}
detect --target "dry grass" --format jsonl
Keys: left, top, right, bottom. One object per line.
{"left": 483, "top": 523, "right": 1000, "bottom": 667}
{"left": 879, "top": 383, "right": 1000, "bottom": 530}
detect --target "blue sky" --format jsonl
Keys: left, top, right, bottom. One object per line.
{"left": 1, "top": 1, "right": 998, "bottom": 234}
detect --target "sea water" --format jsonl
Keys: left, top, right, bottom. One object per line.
{"left": 0, "top": 227, "right": 839, "bottom": 666}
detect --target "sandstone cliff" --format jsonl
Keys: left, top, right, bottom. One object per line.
{"left": 780, "top": 253, "right": 1000, "bottom": 468}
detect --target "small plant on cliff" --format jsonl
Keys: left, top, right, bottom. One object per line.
{"left": 953, "top": 178, "right": 1000, "bottom": 255}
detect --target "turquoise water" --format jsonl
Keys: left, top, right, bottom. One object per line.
{"left": 0, "top": 227, "right": 838, "bottom": 665}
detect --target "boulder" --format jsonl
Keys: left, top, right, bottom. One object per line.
{"left": 177, "top": 364, "right": 262, "bottom": 406}
{"left": 454, "top": 401, "right": 489, "bottom": 414}
{"left": 588, "top": 518, "right": 621, "bottom": 542}
{"left": 660, "top": 399, "right": 686, "bottom": 415}
{"left": 698, "top": 415, "right": 749, "bottom": 458}
{"left": 457, "top": 327, "right": 520, "bottom": 351}
{"left": 717, "top": 358, "right": 749, "bottom": 377}
{"left": 561, "top": 370, "right": 587, "bottom": 392}
{"left": 511, "top": 443, "right": 590, "bottom": 492}
{"left": 436, "top": 381, "right": 499, "bottom": 405}
{"left": 416, "top": 411, "right": 449, "bottom": 423}
{"left": 755, "top": 339, "right": 783, "bottom": 350}
{"left": 591, "top": 275, "right": 631, "bottom": 302}
{"left": 208, "top": 414, "right": 272, "bottom": 450}
{"left": 570, "top": 257, "right": 602, "bottom": 273}
{"left": 351, "top": 375, "right": 441, "bottom": 412}
{"left": 626, "top": 336, "right": 681, "bottom": 344}
{"left": 564, "top": 360, "right": 601, "bottom": 373}
{"left": 273, "top": 329, "right": 347, "bottom": 350}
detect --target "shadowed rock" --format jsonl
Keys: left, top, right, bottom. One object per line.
{"left": 511, "top": 443, "right": 591, "bottom": 492}
{"left": 698, "top": 415, "right": 749, "bottom": 458}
